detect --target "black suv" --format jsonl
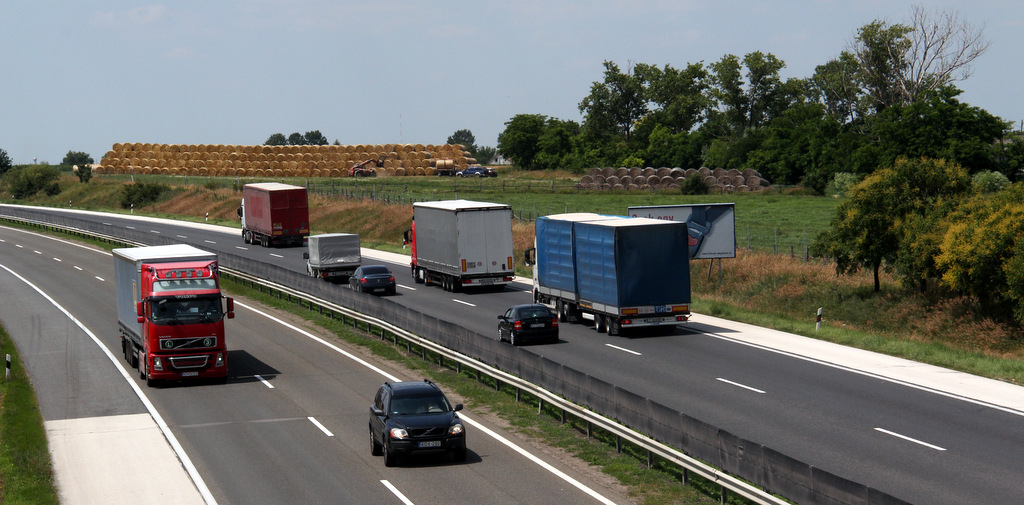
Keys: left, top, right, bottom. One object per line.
{"left": 369, "top": 380, "right": 467, "bottom": 466}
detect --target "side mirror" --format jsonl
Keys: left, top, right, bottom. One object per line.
{"left": 524, "top": 247, "right": 536, "bottom": 267}
{"left": 136, "top": 302, "right": 145, "bottom": 323}
{"left": 371, "top": 406, "right": 385, "bottom": 417}
{"left": 402, "top": 229, "right": 411, "bottom": 244}
{"left": 302, "top": 252, "right": 309, "bottom": 260}
{"left": 453, "top": 403, "right": 463, "bottom": 412}
{"left": 226, "top": 297, "right": 235, "bottom": 319}
{"left": 236, "top": 206, "right": 242, "bottom": 218}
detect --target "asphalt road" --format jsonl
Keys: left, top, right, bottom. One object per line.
{"left": 5, "top": 204, "right": 1024, "bottom": 504}
{"left": 0, "top": 221, "right": 632, "bottom": 505}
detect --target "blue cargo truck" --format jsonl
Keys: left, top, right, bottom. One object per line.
{"left": 532, "top": 213, "right": 691, "bottom": 335}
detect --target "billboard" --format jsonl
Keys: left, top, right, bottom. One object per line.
{"left": 628, "top": 203, "right": 736, "bottom": 259}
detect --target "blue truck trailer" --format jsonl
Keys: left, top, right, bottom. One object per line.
{"left": 532, "top": 213, "right": 691, "bottom": 335}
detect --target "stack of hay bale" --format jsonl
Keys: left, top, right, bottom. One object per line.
{"left": 575, "top": 166, "right": 771, "bottom": 192}
{"left": 94, "top": 143, "right": 475, "bottom": 178}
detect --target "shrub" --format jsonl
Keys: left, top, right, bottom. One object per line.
{"left": 824, "top": 172, "right": 862, "bottom": 198}
{"left": 972, "top": 170, "right": 1009, "bottom": 193}
{"left": 5, "top": 165, "right": 60, "bottom": 199}
{"left": 680, "top": 173, "right": 710, "bottom": 195}
{"left": 120, "top": 182, "right": 169, "bottom": 209}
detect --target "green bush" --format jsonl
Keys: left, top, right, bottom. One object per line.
{"left": 972, "top": 170, "right": 1009, "bottom": 193}
{"left": 120, "top": 182, "right": 169, "bottom": 209}
{"left": 5, "top": 165, "right": 60, "bottom": 199}
{"left": 680, "top": 173, "right": 710, "bottom": 195}
{"left": 824, "top": 172, "right": 862, "bottom": 198}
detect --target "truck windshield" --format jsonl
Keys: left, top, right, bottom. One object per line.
{"left": 150, "top": 295, "right": 223, "bottom": 325}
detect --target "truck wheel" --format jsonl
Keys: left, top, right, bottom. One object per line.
{"left": 608, "top": 319, "right": 621, "bottom": 336}
{"left": 595, "top": 315, "right": 608, "bottom": 333}
{"left": 128, "top": 346, "right": 138, "bottom": 368}
{"left": 555, "top": 300, "right": 567, "bottom": 322}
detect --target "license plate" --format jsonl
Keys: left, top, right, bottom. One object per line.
{"left": 479, "top": 278, "right": 495, "bottom": 284}
{"left": 181, "top": 371, "right": 198, "bottom": 377}
{"left": 530, "top": 323, "right": 546, "bottom": 328}
{"left": 373, "top": 288, "right": 385, "bottom": 292}
{"left": 418, "top": 440, "right": 441, "bottom": 448}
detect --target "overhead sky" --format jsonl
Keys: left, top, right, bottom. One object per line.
{"left": 2, "top": 1, "right": 1021, "bottom": 165}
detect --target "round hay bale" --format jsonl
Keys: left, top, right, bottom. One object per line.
{"left": 642, "top": 167, "right": 656, "bottom": 177}
{"left": 580, "top": 175, "right": 594, "bottom": 184}
{"left": 615, "top": 167, "right": 629, "bottom": 177}
{"left": 657, "top": 167, "right": 671, "bottom": 177}
{"left": 726, "top": 168, "right": 741, "bottom": 178}
{"left": 724, "top": 184, "right": 736, "bottom": 192}
{"left": 647, "top": 175, "right": 661, "bottom": 186}
{"left": 704, "top": 176, "right": 717, "bottom": 185}
{"left": 670, "top": 168, "right": 685, "bottom": 179}
{"left": 713, "top": 167, "right": 727, "bottom": 177}
{"left": 601, "top": 167, "right": 614, "bottom": 177}
{"left": 394, "top": 168, "right": 405, "bottom": 176}
{"left": 698, "top": 166, "right": 712, "bottom": 176}
{"left": 625, "top": 183, "right": 638, "bottom": 191}
{"left": 737, "top": 185, "right": 751, "bottom": 192}
{"left": 594, "top": 175, "right": 606, "bottom": 184}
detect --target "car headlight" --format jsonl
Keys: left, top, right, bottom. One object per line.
{"left": 448, "top": 423, "right": 464, "bottom": 435}
{"left": 389, "top": 427, "right": 408, "bottom": 439}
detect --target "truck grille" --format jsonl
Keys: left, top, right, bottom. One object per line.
{"left": 169, "top": 355, "right": 209, "bottom": 370}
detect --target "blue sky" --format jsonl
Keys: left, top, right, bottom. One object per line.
{"left": 2, "top": 1, "right": 1021, "bottom": 164}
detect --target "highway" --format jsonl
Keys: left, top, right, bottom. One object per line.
{"left": 4, "top": 204, "right": 1024, "bottom": 504}
{"left": 0, "top": 220, "right": 632, "bottom": 505}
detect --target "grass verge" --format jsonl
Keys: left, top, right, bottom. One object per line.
{"left": 0, "top": 324, "right": 59, "bottom": 505}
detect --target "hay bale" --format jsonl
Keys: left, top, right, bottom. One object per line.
{"left": 657, "top": 167, "right": 671, "bottom": 177}
{"left": 601, "top": 167, "right": 614, "bottom": 177}
{"left": 615, "top": 167, "right": 629, "bottom": 177}
{"left": 713, "top": 167, "right": 727, "bottom": 177}
{"left": 580, "top": 175, "right": 594, "bottom": 184}
{"left": 606, "top": 175, "right": 619, "bottom": 186}
{"left": 646, "top": 175, "right": 661, "bottom": 186}
{"left": 642, "top": 167, "right": 656, "bottom": 177}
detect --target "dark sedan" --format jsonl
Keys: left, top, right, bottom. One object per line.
{"left": 497, "top": 304, "right": 558, "bottom": 345}
{"left": 349, "top": 265, "right": 396, "bottom": 295}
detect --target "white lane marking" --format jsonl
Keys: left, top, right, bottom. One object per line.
{"left": 102, "top": 222, "right": 112, "bottom": 226}
{"left": 94, "top": 276, "right": 105, "bottom": 282}
{"left": 307, "top": 417, "right": 334, "bottom": 437}
{"left": 73, "top": 266, "right": 83, "bottom": 271}
{"left": 381, "top": 480, "right": 415, "bottom": 505}
{"left": 459, "top": 414, "right": 619, "bottom": 505}
{"left": 238, "top": 302, "right": 619, "bottom": 504}
{"left": 716, "top": 377, "right": 767, "bottom": 394}
{"left": 16, "top": 244, "right": 23, "bottom": 248}
{"left": 236, "top": 246, "right": 248, "bottom": 251}
{"left": 269, "top": 253, "right": 283, "bottom": 258}
{"left": 452, "top": 299, "right": 475, "bottom": 307}
{"left": 702, "top": 329, "right": 1024, "bottom": 418}
{"left": 177, "top": 234, "right": 188, "bottom": 239}
{"left": 875, "top": 428, "right": 946, "bottom": 451}
{"left": 254, "top": 374, "right": 275, "bottom": 389}
{"left": 605, "top": 343, "right": 641, "bottom": 356}
{"left": 0, "top": 264, "right": 218, "bottom": 505}
{"left": 34, "top": 250, "right": 42, "bottom": 254}
{"left": 151, "top": 230, "right": 161, "bottom": 234}
{"left": 125, "top": 226, "right": 135, "bottom": 229}
{"left": 53, "top": 257, "right": 62, "bottom": 262}
{"left": 204, "top": 240, "right": 216, "bottom": 244}
{"left": 397, "top": 284, "right": 416, "bottom": 291}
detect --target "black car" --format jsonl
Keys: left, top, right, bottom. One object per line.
{"left": 349, "top": 265, "right": 396, "bottom": 295}
{"left": 369, "top": 380, "right": 466, "bottom": 466}
{"left": 497, "top": 304, "right": 559, "bottom": 345}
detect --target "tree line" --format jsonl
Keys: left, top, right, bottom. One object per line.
{"left": 497, "top": 7, "right": 1023, "bottom": 194}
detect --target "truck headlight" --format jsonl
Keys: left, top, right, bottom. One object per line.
{"left": 153, "top": 357, "right": 163, "bottom": 371}
{"left": 216, "top": 353, "right": 224, "bottom": 367}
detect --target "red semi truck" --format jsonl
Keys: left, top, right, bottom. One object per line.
{"left": 113, "top": 244, "right": 233, "bottom": 386}
{"left": 237, "top": 182, "right": 309, "bottom": 247}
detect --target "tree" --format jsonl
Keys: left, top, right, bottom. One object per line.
{"left": 303, "top": 130, "right": 328, "bottom": 146}
{"left": 6, "top": 165, "right": 61, "bottom": 199}
{"left": 265, "top": 133, "right": 287, "bottom": 146}
{"left": 287, "top": 132, "right": 306, "bottom": 146}
{"left": 810, "top": 52, "right": 866, "bottom": 123}
{"left": 0, "top": 147, "right": 11, "bottom": 175}
{"left": 578, "top": 61, "right": 648, "bottom": 140}
{"left": 850, "top": 7, "right": 989, "bottom": 111}
{"left": 61, "top": 151, "right": 94, "bottom": 183}
{"left": 634, "top": 62, "right": 711, "bottom": 134}
{"left": 497, "top": 114, "right": 547, "bottom": 170}
{"left": 812, "top": 157, "right": 970, "bottom": 291}
{"left": 446, "top": 129, "right": 477, "bottom": 152}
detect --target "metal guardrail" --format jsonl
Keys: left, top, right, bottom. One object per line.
{"left": 1, "top": 212, "right": 786, "bottom": 504}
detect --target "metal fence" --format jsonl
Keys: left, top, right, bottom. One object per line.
{"left": 0, "top": 207, "right": 909, "bottom": 505}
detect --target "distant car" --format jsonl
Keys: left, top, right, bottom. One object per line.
{"left": 455, "top": 166, "right": 497, "bottom": 177}
{"left": 349, "top": 265, "right": 396, "bottom": 295}
{"left": 369, "top": 380, "right": 467, "bottom": 467}
{"left": 497, "top": 304, "right": 558, "bottom": 346}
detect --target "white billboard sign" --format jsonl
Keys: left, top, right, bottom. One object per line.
{"left": 628, "top": 203, "right": 736, "bottom": 259}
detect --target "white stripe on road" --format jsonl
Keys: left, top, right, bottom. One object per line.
{"left": 269, "top": 253, "right": 283, "bottom": 258}
{"left": 452, "top": 299, "right": 475, "bottom": 307}
{"left": 381, "top": 480, "right": 415, "bottom": 505}
{"left": 397, "top": 284, "right": 416, "bottom": 291}
{"left": 94, "top": 276, "right": 105, "bottom": 282}
{"left": 254, "top": 374, "right": 275, "bottom": 389}
{"left": 73, "top": 266, "right": 82, "bottom": 271}
{"left": 236, "top": 246, "right": 248, "bottom": 251}
{"left": 307, "top": 417, "right": 334, "bottom": 437}
{"left": 604, "top": 343, "right": 641, "bottom": 356}
{"left": 875, "top": 428, "right": 946, "bottom": 451}
{"left": 204, "top": 240, "right": 216, "bottom": 244}
{"left": 53, "top": 257, "right": 62, "bottom": 262}
{"left": 716, "top": 377, "right": 767, "bottom": 394}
